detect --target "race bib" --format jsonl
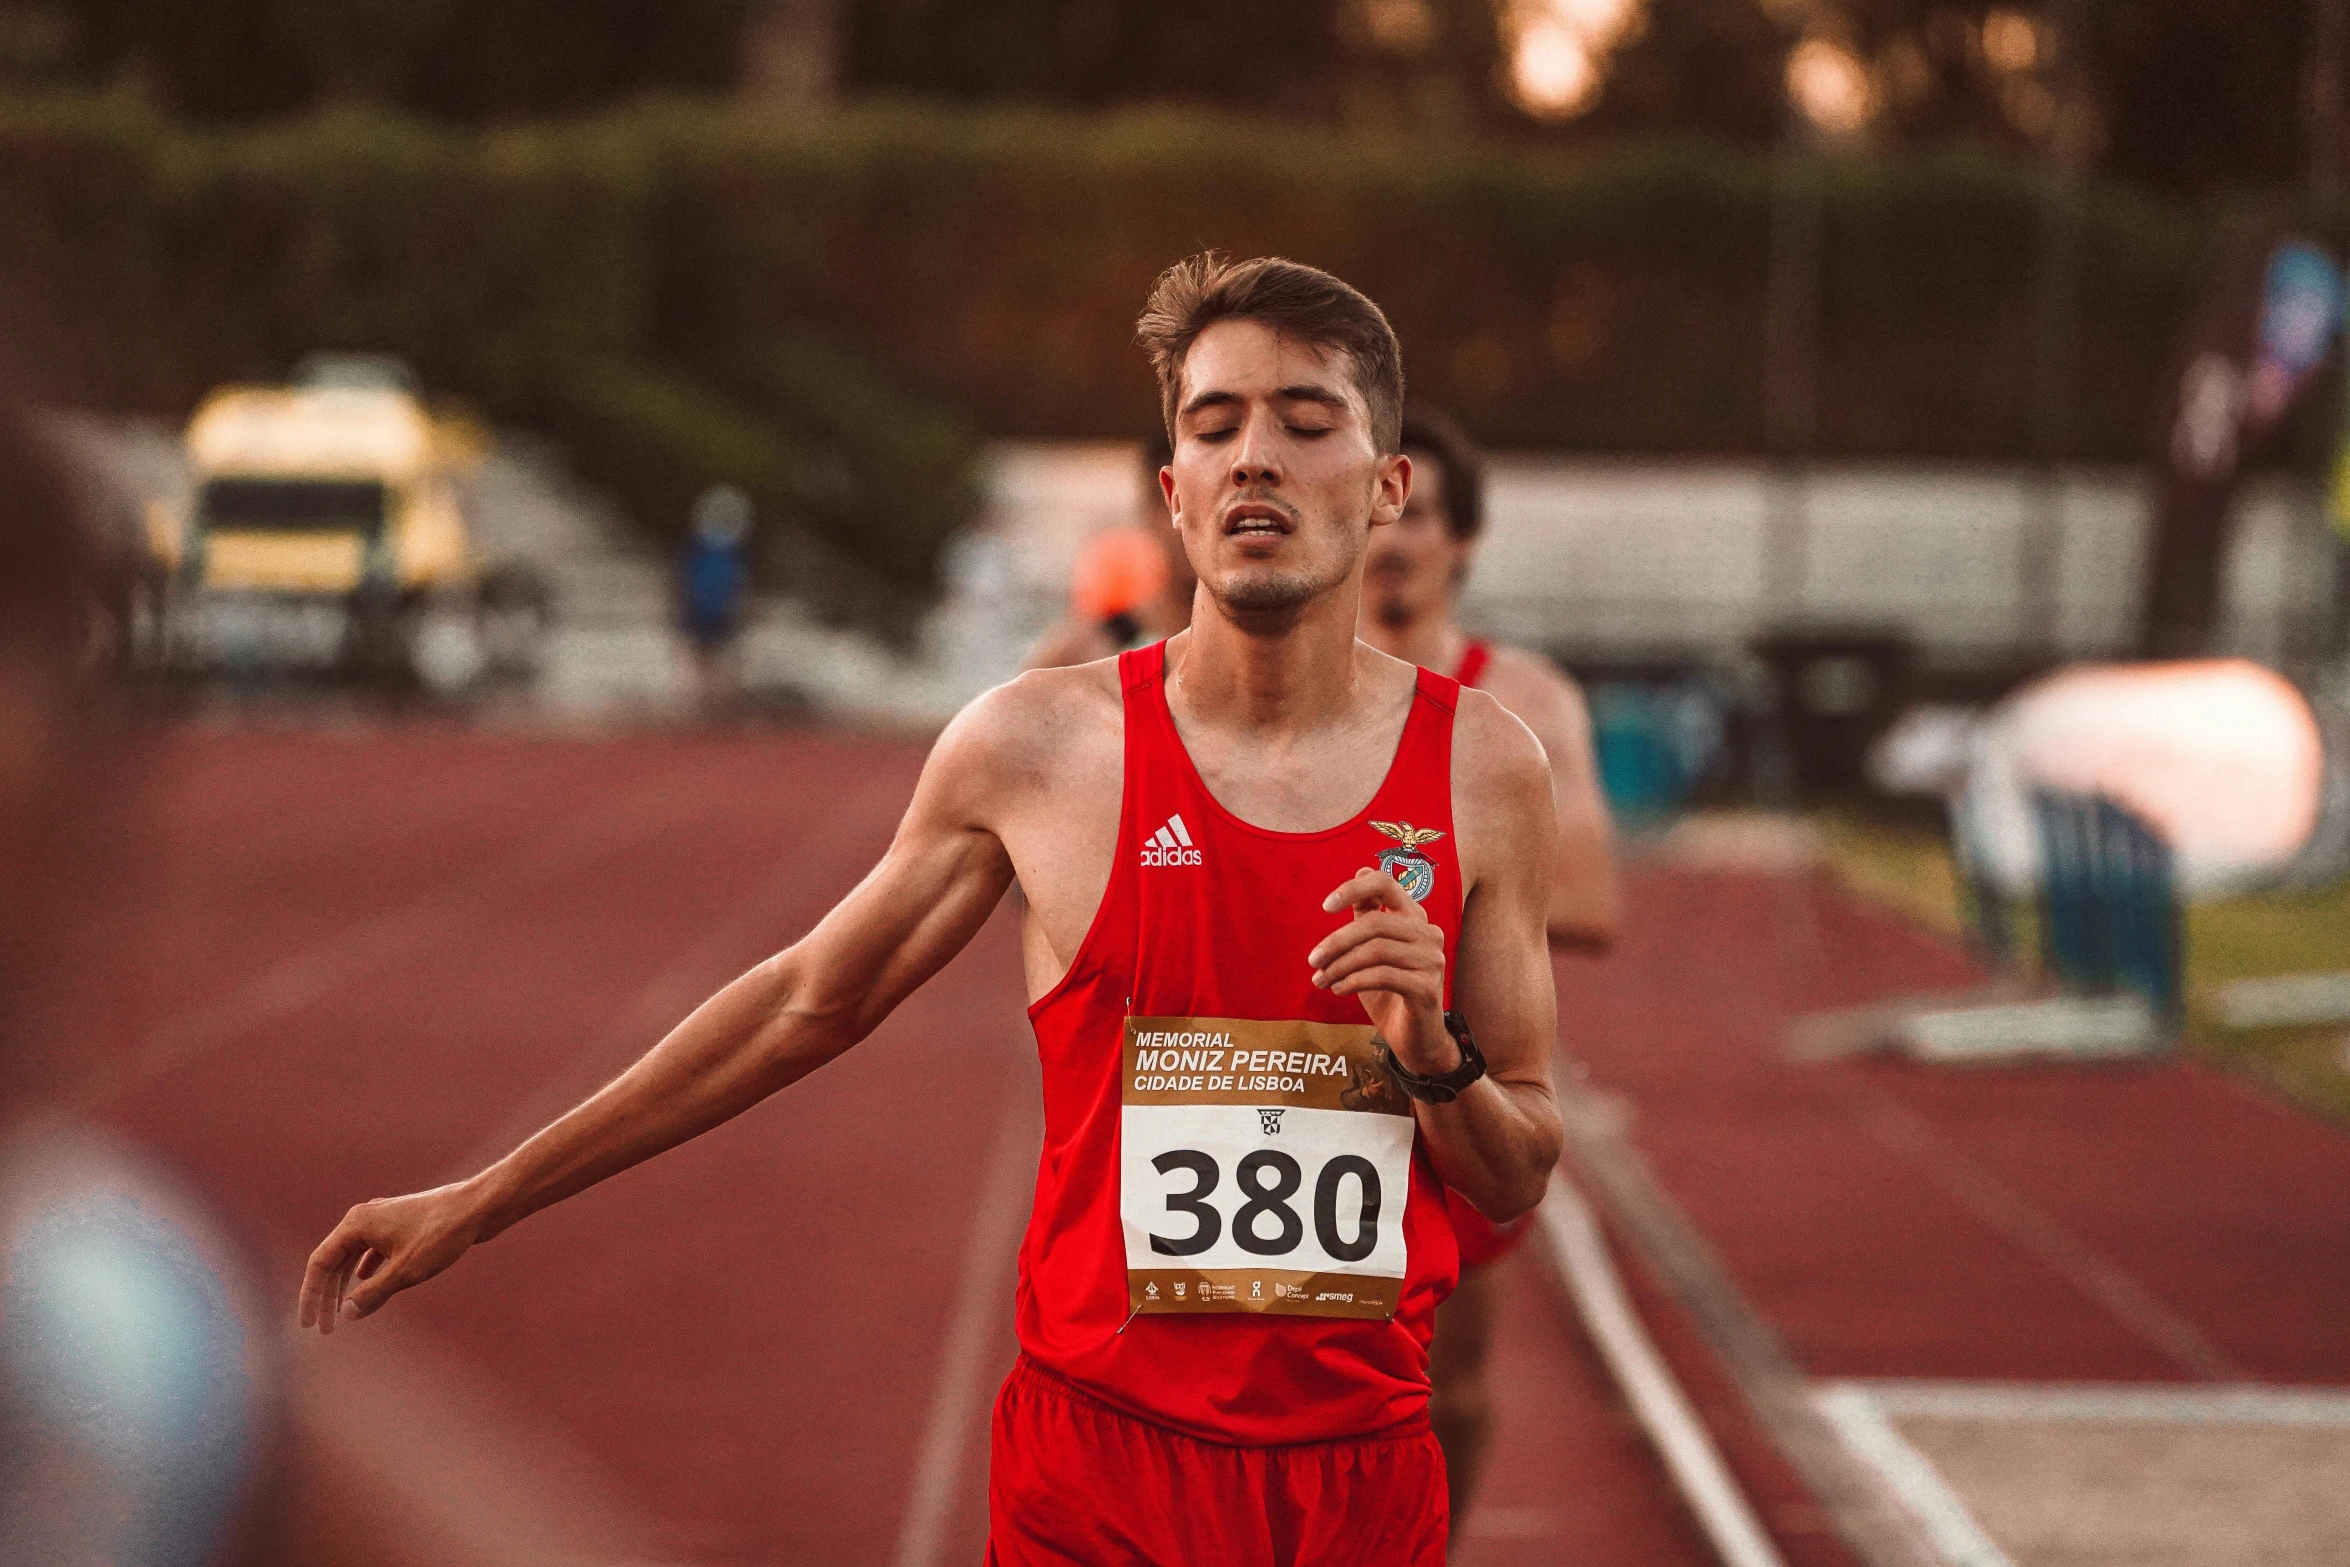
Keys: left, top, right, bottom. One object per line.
{"left": 1121, "top": 1016, "right": 1415, "bottom": 1320}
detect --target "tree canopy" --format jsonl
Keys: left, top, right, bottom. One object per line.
{"left": 0, "top": 0, "right": 2328, "bottom": 196}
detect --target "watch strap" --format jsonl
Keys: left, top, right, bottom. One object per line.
{"left": 1377, "top": 1011, "right": 1488, "bottom": 1104}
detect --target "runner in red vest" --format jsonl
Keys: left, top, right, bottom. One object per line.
{"left": 295, "top": 255, "right": 1564, "bottom": 1564}
{"left": 1358, "top": 404, "right": 1619, "bottom": 1533}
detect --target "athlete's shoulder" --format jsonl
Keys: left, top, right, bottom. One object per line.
{"left": 1450, "top": 682, "right": 1553, "bottom": 808}
{"left": 1447, "top": 683, "right": 1554, "bottom": 894}
{"left": 927, "top": 658, "right": 1121, "bottom": 794}
{"left": 1018, "top": 615, "right": 1119, "bottom": 673}
{"left": 1477, "top": 643, "right": 1591, "bottom": 733}
{"left": 961, "top": 656, "right": 1120, "bottom": 745}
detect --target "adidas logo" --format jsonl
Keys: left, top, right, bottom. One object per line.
{"left": 1139, "top": 813, "right": 1203, "bottom": 867}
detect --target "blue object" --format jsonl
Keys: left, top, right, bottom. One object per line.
{"left": 1588, "top": 678, "right": 1725, "bottom": 825}
{"left": 678, "top": 533, "right": 748, "bottom": 647}
{"left": 2032, "top": 790, "right": 2181, "bottom": 1021}
{"left": 2253, "top": 240, "right": 2346, "bottom": 421}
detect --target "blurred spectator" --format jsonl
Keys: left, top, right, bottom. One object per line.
{"left": 677, "top": 484, "right": 753, "bottom": 713}
{"left": 1021, "top": 432, "right": 1195, "bottom": 670}
{"left": 1358, "top": 403, "right": 1619, "bottom": 945}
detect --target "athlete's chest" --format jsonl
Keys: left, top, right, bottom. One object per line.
{"left": 1174, "top": 727, "right": 1403, "bottom": 836}
{"left": 1008, "top": 665, "right": 1458, "bottom": 1002}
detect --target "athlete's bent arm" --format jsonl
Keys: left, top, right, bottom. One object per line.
{"left": 296, "top": 697, "right": 1028, "bottom": 1333}
{"left": 1307, "top": 691, "right": 1562, "bottom": 1222}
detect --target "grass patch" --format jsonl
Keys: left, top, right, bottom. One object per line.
{"left": 1816, "top": 810, "right": 2350, "bottom": 1129}
{"left": 2188, "top": 878, "right": 2350, "bottom": 1126}
{"left": 1815, "top": 811, "right": 1967, "bottom": 937}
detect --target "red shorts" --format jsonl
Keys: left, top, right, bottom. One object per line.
{"left": 987, "top": 1357, "right": 1448, "bottom": 1566}
{"left": 1445, "top": 1187, "right": 1532, "bottom": 1270}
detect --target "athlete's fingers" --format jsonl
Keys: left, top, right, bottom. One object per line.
{"left": 1307, "top": 911, "right": 1439, "bottom": 974}
{"left": 299, "top": 1218, "right": 368, "bottom": 1331}
{"left": 1312, "top": 937, "right": 1438, "bottom": 990}
{"left": 298, "top": 1237, "right": 333, "bottom": 1328}
{"left": 327, "top": 1242, "right": 373, "bottom": 1333}
{"left": 343, "top": 1256, "right": 410, "bottom": 1320}
{"left": 1309, "top": 918, "right": 1441, "bottom": 973}
{"left": 1321, "top": 868, "right": 1416, "bottom": 917}
{"left": 1323, "top": 868, "right": 1409, "bottom": 914}
{"left": 1325, "top": 964, "right": 1435, "bottom": 1002}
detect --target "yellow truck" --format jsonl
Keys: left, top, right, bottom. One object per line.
{"left": 143, "top": 356, "right": 542, "bottom": 690}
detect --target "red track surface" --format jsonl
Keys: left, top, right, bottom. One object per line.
{"left": 42, "top": 727, "right": 1713, "bottom": 1566}
{"left": 1561, "top": 866, "right": 2350, "bottom": 1388}
{"left": 55, "top": 729, "right": 2346, "bottom": 1563}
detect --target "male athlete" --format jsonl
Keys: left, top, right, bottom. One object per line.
{"left": 297, "top": 254, "right": 1564, "bottom": 1564}
{"left": 1356, "top": 404, "right": 1619, "bottom": 1533}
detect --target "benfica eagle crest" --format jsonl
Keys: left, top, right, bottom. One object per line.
{"left": 1371, "top": 819, "right": 1444, "bottom": 902}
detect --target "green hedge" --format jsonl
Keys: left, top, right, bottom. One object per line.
{"left": 636, "top": 104, "right": 2212, "bottom": 459}
{"left": 0, "top": 97, "right": 2222, "bottom": 596}
{"left": 0, "top": 99, "right": 981, "bottom": 604}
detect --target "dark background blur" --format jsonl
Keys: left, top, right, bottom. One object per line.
{"left": 0, "top": 0, "right": 2319, "bottom": 195}
{"left": 0, "top": 1, "right": 2335, "bottom": 597}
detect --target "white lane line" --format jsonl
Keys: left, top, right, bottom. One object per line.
{"left": 1558, "top": 1086, "right": 1947, "bottom": 1567}
{"left": 87, "top": 782, "right": 709, "bottom": 1107}
{"left": 1839, "top": 1083, "right": 2241, "bottom": 1383}
{"left": 1842, "top": 1379, "right": 2350, "bottom": 1428}
{"left": 1813, "top": 1385, "right": 2017, "bottom": 1567}
{"left": 892, "top": 1085, "right": 1039, "bottom": 1567}
{"left": 1769, "top": 868, "right": 2236, "bottom": 1383}
{"left": 1540, "top": 1168, "right": 1788, "bottom": 1567}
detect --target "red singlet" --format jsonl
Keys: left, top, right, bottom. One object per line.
{"left": 1442, "top": 638, "right": 1533, "bottom": 1270}
{"left": 1016, "top": 640, "right": 1466, "bottom": 1446}
{"left": 1452, "top": 638, "right": 1492, "bottom": 692}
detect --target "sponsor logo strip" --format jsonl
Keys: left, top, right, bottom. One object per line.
{"left": 1128, "top": 1268, "right": 1399, "bottom": 1320}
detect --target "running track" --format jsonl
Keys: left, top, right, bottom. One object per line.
{"left": 39, "top": 726, "right": 1708, "bottom": 1566}
{"left": 39, "top": 726, "right": 2350, "bottom": 1564}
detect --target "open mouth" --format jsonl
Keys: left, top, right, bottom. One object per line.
{"left": 1221, "top": 501, "right": 1295, "bottom": 538}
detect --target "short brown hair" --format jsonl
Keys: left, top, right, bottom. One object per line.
{"left": 1135, "top": 253, "right": 1405, "bottom": 454}
{"left": 1399, "top": 404, "right": 1485, "bottom": 543}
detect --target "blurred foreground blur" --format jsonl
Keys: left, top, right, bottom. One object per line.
{"left": 2, "top": 385, "right": 686, "bottom": 1565}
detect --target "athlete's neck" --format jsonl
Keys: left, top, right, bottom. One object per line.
{"left": 1139, "top": 588, "right": 1192, "bottom": 637}
{"left": 1358, "top": 609, "right": 1466, "bottom": 678}
{"left": 1166, "top": 587, "right": 1369, "bottom": 734}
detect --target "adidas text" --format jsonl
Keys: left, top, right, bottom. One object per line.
{"left": 1140, "top": 813, "right": 1201, "bottom": 867}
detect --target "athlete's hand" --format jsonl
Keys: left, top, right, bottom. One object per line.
{"left": 297, "top": 1183, "right": 483, "bottom": 1334}
{"left": 1309, "top": 868, "right": 1453, "bottom": 1073}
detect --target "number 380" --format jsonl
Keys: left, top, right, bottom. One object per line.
{"left": 1147, "top": 1149, "right": 1382, "bottom": 1263}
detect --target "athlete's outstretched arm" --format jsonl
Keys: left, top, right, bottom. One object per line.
{"left": 1307, "top": 688, "right": 1562, "bottom": 1221}
{"left": 297, "top": 696, "right": 1026, "bottom": 1333}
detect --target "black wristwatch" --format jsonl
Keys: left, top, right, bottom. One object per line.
{"left": 1377, "top": 1011, "right": 1487, "bottom": 1104}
